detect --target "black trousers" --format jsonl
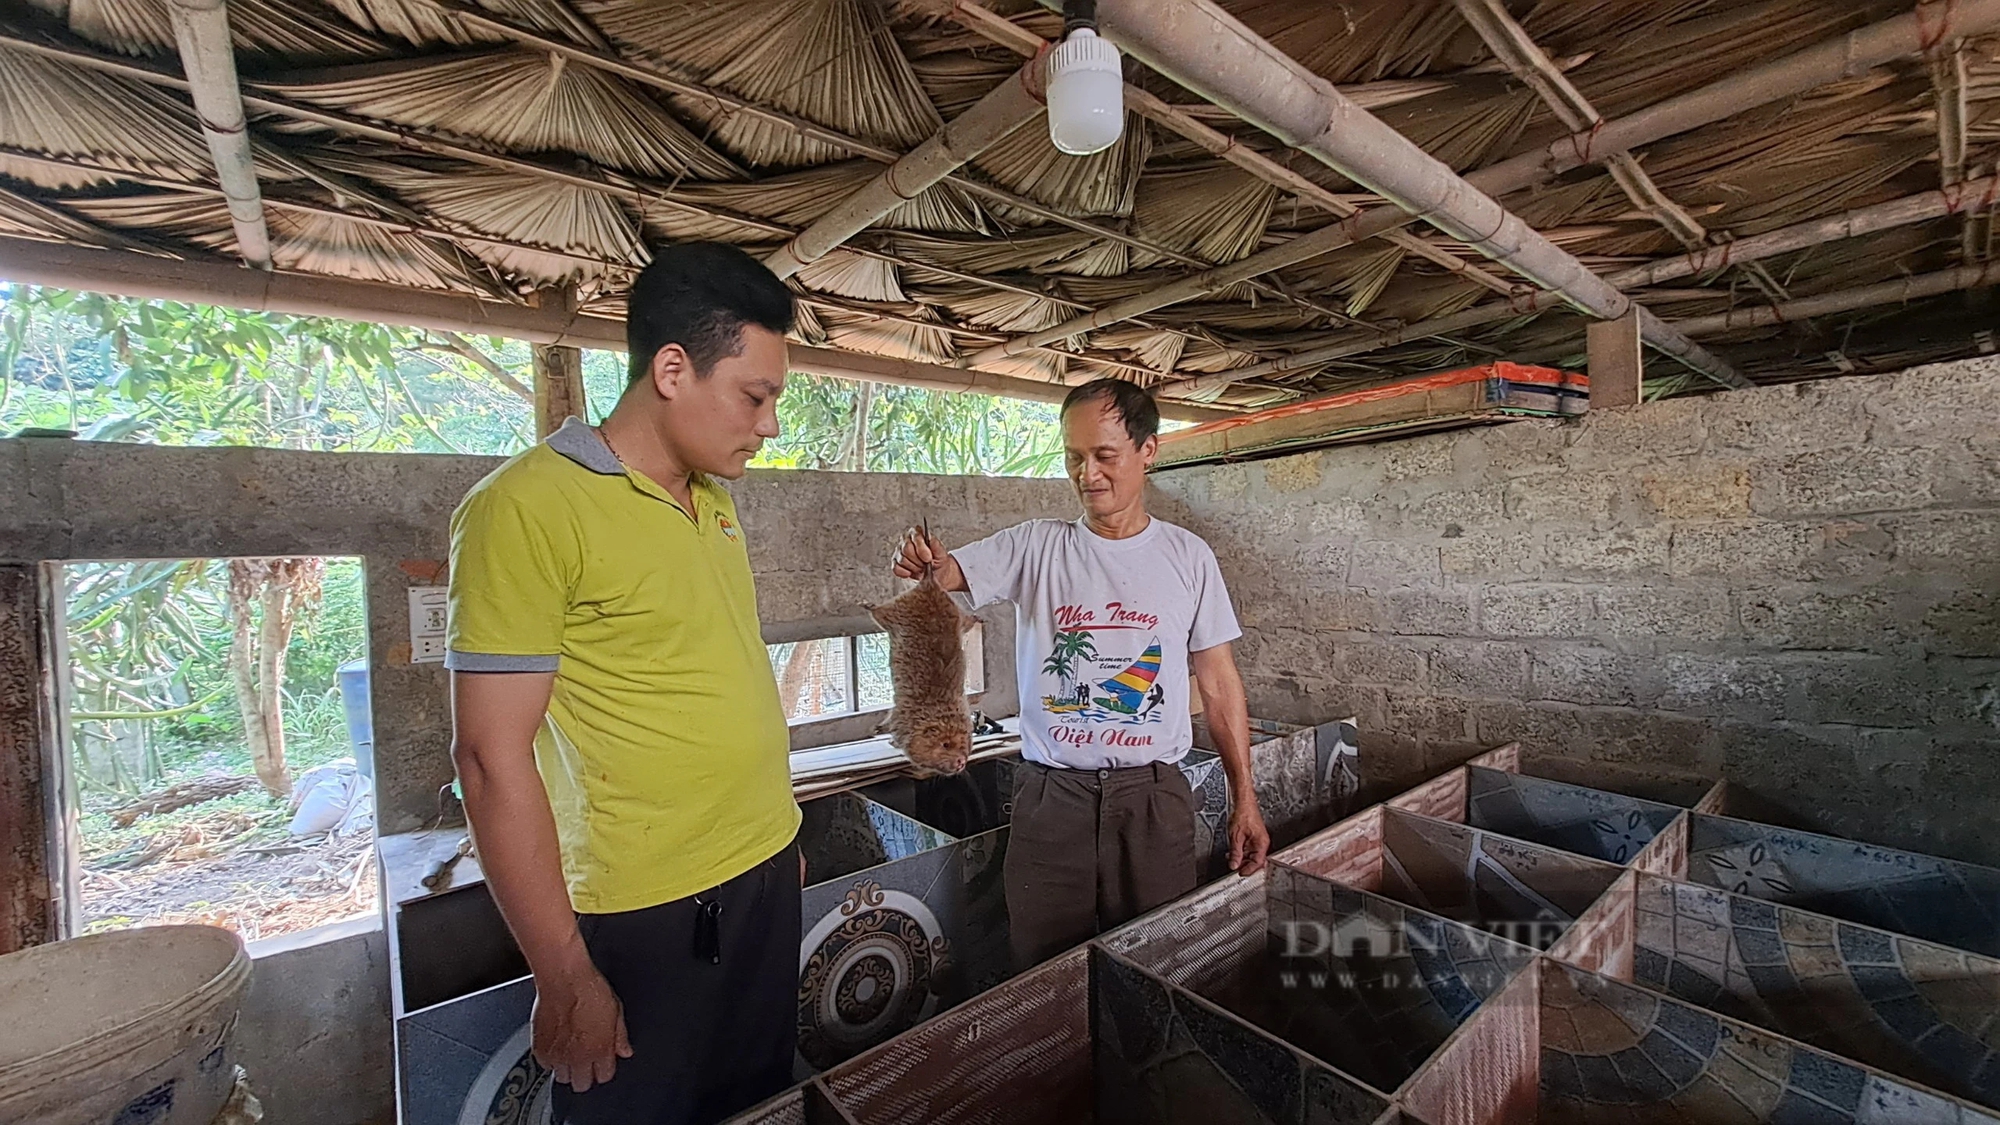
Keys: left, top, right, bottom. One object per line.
{"left": 554, "top": 839, "right": 801, "bottom": 1125}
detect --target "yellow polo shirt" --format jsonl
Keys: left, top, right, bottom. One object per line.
{"left": 445, "top": 417, "right": 799, "bottom": 914}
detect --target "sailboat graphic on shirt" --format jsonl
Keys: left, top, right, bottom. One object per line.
{"left": 1094, "top": 642, "right": 1162, "bottom": 715}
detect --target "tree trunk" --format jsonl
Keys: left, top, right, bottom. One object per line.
{"left": 226, "top": 563, "right": 280, "bottom": 797}
{"left": 839, "top": 382, "right": 874, "bottom": 472}
{"left": 227, "top": 558, "right": 324, "bottom": 799}
{"left": 777, "top": 640, "right": 818, "bottom": 721}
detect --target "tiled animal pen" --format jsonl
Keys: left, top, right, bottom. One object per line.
{"left": 728, "top": 743, "right": 2000, "bottom": 1124}
{"left": 387, "top": 766, "right": 1014, "bottom": 1124}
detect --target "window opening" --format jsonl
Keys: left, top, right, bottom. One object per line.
{"left": 56, "top": 556, "right": 378, "bottom": 943}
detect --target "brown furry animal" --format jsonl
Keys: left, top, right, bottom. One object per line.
{"left": 870, "top": 570, "right": 976, "bottom": 776}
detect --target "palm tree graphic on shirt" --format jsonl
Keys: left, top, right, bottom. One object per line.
{"left": 1042, "top": 629, "right": 1098, "bottom": 704}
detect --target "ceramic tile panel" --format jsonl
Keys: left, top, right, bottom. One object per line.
{"left": 1466, "top": 743, "right": 1521, "bottom": 773}
{"left": 1098, "top": 867, "right": 1267, "bottom": 996}
{"left": 1376, "top": 809, "right": 1625, "bottom": 950}
{"left": 815, "top": 947, "right": 1091, "bottom": 1125}
{"left": 1244, "top": 865, "right": 1538, "bottom": 1094}
{"left": 1686, "top": 815, "right": 2000, "bottom": 958}
{"left": 1398, "top": 960, "right": 1541, "bottom": 1125}
{"left": 1547, "top": 872, "right": 1638, "bottom": 982}
{"left": 1273, "top": 806, "right": 1386, "bottom": 893}
{"left": 1181, "top": 748, "right": 1235, "bottom": 882}
{"left": 398, "top": 977, "right": 547, "bottom": 1125}
{"left": 1631, "top": 813, "right": 1690, "bottom": 880}
{"left": 1092, "top": 946, "right": 1393, "bottom": 1125}
{"left": 1465, "top": 767, "right": 1682, "bottom": 866}
{"left": 1387, "top": 769, "right": 1467, "bottom": 823}
{"left": 1536, "top": 960, "right": 2000, "bottom": 1125}
{"left": 800, "top": 793, "right": 954, "bottom": 887}
{"left": 1627, "top": 871, "right": 2000, "bottom": 1112}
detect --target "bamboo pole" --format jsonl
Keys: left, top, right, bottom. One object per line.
{"left": 767, "top": 63, "right": 1043, "bottom": 279}
{"left": 976, "top": 0, "right": 2000, "bottom": 367}
{"left": 1069, "top": 0, "right": 1741, "bottom": 388}
{"left": 1671, "top": 265, "right": 2000, "bottom": 336}
{"left": 913, "top": 0, "right": 1520, "bottom": 300}
{"left": 0, "top": 235, "right": 1233, "bottom": 421}
{"left": 1159, "top": 174, "right": 2000, "bottom": 396}
{"left": 164, "top": 0, "right": 269, "bottom": 269}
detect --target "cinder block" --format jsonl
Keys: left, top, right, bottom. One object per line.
{"left": 1881, "top": 510, "right": 2000, "bottom": 570}
{"left": 1593, "top": 586, "right": 1735, "bottom": 642}
{"left": 1428, "top": 641, "right": 1532, "bottom": 697}
{"left": 1258, "top": 452, "right": 1324, "bottom": 494}
{"left": 1349, "top": 539, "right": 1444, "bottom": 588}
{"left": 1480, "top": 584, "right": 1591, "bottom": 638}
{"left": 1546, "top": 526, "right": 1670, "bottom": 577}
{"left": 1736, "top": 586, "right": 1904, "bottom": 652}
{"left": 1564, "top": 394, "right": 1706, "bottom": 463}
{"left": 1750, "top": 447, "right": 1935, "bottom": 517}
{"left": 1777, "top": 654, "right": 1931, "bottom": 727}
{"left": 1659, "top": 654, "right": 1786, "bottom": 722}
{"left": 1666, "top": 520, "right": 1823, "bottom": 581}
{"left": 1377, "top": 437, "right": 1455, "bottom": 482}
{"left": 1332, "top": 640, "right": 1427, "bottom": 688}
{"left": 1917, "top": 589, "right": 2000, "bottom": 658}
{"left": 1440, "top": 531, "right": 1541, "bottom": 580}
{"left": 1381, "top": 588, "right": 1476, "bottom": 636}
{"left": 1639, "top": 461, "right": 1751, "bottom": 520}
{"left": 1402, "top": 484, "right": 1507, "bottom": 532}
{"left": 1701, "top": 381, "right": 1870, "bottom": 455}
{"left": 1529, "top": 646, "right": 1662, "bottom": 708}
{"left": 1504, "top": 475, "right": 1624, "bottom": 527}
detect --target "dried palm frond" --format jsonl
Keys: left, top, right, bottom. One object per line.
{"left": 790, "top": 299, "right": 829, "bottom": 345}
{"left": 1341, "top": 247, "right": 1407, "bottom": 319}
{"left": 913, "top": 52, "right": 1148, "bottom": 218}
{"left": 884, "top": 230, "right": 1125, "bottom": 276}
{"left": 67, "top": 191, "right": 500, "bottom": 294}
{"left": 978, "top": 348, "right": 1067, "bottom": 384}
{"left": 922, "top": 283, "right": 1071, "bottom": 333}
{"left": 0, "top": 185, "right": 153, "bottom": 250}
{"left": 818, "top": 303, "right": 955, "bottom": 363}
{"left": 1372, "top": 76, "right": 1539, "bottom": 174}
{"left": 56, "top": 0, "right": 388, "bottom": 59}
{"left": 322, "top": 0, "right": 604, "bottom": 49}
{"left": 798, "top": 250, "right": 904, "bottom": 302}
{"left": 263, "top": 51, "right": 743, "bottom": 181}
{"left": 312, "top": 151, "right": 646, "bottom": 281}
{"left": 1129, "top": 164, "right": 1279, "bottom": 268}
{"left": 1227, "top": 0, "right": 1475, "bottom": 83}
{"left": 0, "top": 47, "right": 220, "bottom": 185}
{"left": 582, "top": 0, "right": 940, "bottom": 168}
{"left": 639, "top": 161, "right": 985, "bottom": 237}
{"left": 1090, "top": 325, "right": 1186, "bottom": 374}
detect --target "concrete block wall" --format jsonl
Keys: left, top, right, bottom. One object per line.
{"left": 1150, "top": 356, "right": 2000, "bottom": 866}
{"left": 0, "top": 437, "right": 1075, "bottom": 1125}
{"left": 0, "top": 438, "right": 1074, "bottom": 831}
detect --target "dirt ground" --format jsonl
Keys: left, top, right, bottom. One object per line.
{"left": 80, "top": 806, "right": 378, "bottom": 942}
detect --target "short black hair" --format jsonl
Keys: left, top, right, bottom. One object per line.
{"left": 626, "top": 242, "right": 795, "bottom": 383}
{"left": 1061, "top": 378, "right": 1160, "bottom": 448}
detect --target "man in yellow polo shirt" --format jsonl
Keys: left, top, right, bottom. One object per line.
{"left": 446, "top": 242, "right": 800, "bottom": 1125}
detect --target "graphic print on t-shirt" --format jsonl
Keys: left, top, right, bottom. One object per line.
{"left": 1037, "top": 601, "right": 1169, "bottom": 730}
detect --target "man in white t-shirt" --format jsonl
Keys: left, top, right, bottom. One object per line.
{"left": 894, "top": 379, "right": 1269, "bottom": 968}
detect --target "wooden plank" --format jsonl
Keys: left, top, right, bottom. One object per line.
{"left": 1587, "top": 310, "right": 1644, "bottom": 408}
{"left": 532, "top": 343, "right": 587, "bottom": 438}
{"left": 0, "top": 565, "right": 54, "bottom": 952}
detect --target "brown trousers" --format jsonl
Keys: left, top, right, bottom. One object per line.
{"left": 1004, "top": 760, "right": 1199, "bottom": 969}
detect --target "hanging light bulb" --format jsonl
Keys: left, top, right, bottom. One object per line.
{"left": 1046, "top": 1, "right": 1123, "bottom": 156}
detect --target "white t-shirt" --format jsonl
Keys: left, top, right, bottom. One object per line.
{"left": 953, "top": 517, "right": 1242, "bottom": 770}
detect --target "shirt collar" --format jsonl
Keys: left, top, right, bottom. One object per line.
{"left": 546, "top": 416, "right": 622, "bottom": 475}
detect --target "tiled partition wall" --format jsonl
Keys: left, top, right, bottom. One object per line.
{"left": 728, "top": 743, "right": 2000, "bottom": 1124}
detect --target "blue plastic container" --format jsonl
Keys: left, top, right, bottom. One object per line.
{"left": 336, "top": 658, "right": 374, "bottom": 779}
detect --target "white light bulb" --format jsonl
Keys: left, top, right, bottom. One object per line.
{"left": 1046, "top": 27, "right": 1124, "bottom": 157}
